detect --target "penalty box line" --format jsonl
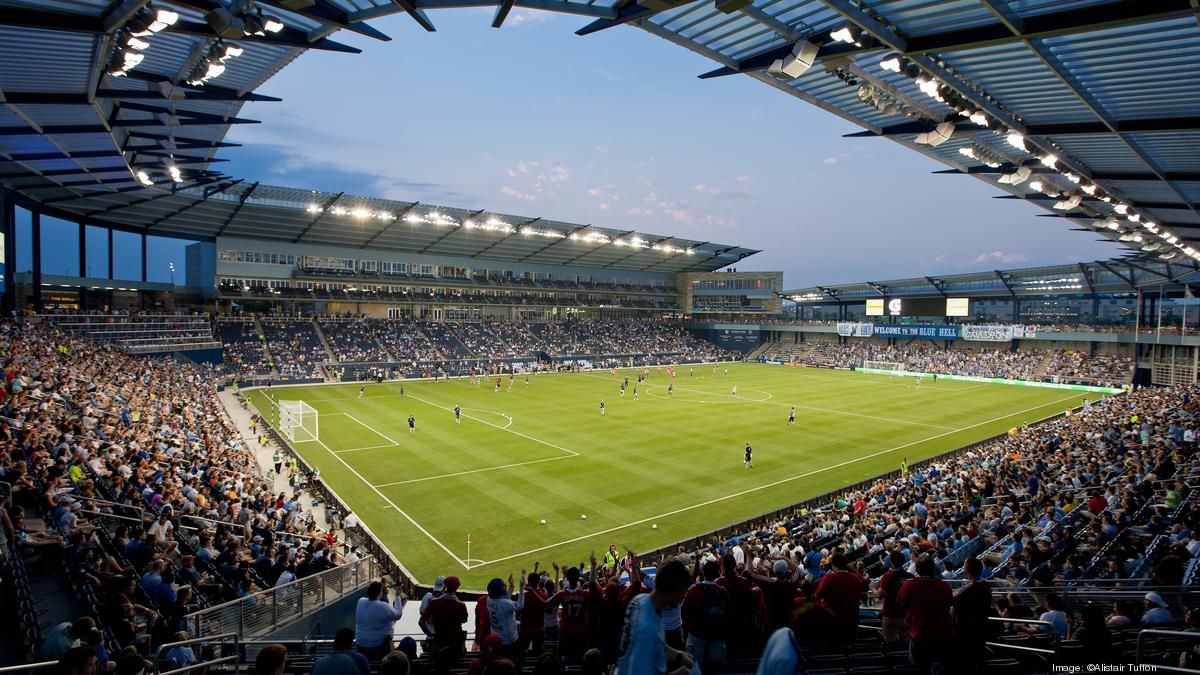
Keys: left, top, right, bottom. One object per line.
{"left": 473, "top": 392, "right": 1084, "bottom": 568}
{"left": 309, "top": 435, "right": 470, "bottom": 570}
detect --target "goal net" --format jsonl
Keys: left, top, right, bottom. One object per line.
{"left": 279, "top": 400, "right": 319, "bottom": 442}
{"left": 862, "top": 360, "right": 906, "bottom": 372}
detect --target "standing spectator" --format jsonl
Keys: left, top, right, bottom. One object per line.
{"left": 897, "top": 555, "right": 953, "bottom": 666}
{"left": 255, "top": 644, "right": 289, "bottom": 675}
{"left": 517, "top": 571, "right": 548, "bottom": 652}
{"left": 750, "top": 559, "right": 802, "bottom": 633}
{"left": 716, "top": 553, "right": 756, "bottom": 655}
{"left": 876, "top": 551, "right": 912, "bottom": 644}
{"left": 681, "top": 560, "right": 732, "bottom": 668}
{"left": 953, "top": 557, "right": 992, "bottom": 666}
{"left": 354, "top": 580, "right": 406, "bottom": 660}
{"left": 814, "top": 552, "right": 867, "bottom": 645}
{"left": 615, "top": 559, "right": 695, "bottom": 675}
{"left": 312, "top": 629, "right": 370, "bottom": 675}
{"left": 486, "top": 577, "right": 520, "bottom": 660}
{"left": 422, "top": 576, "right": 468, "bottom": 674}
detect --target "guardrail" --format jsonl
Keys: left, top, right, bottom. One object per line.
{"left": 985, "top": 616, "right": 1061, "bottom": 662}
{"left": 1135, "top": 629, "right": 1200, "bottom": 673}
{"left": 184, "top": 555, "right": 380, "bottom": 639}
{"left": 0, "top": 662, "right": 57, "bottom": 674}
{"left": 155, "top": 632, "right": 240, "bottom": 674}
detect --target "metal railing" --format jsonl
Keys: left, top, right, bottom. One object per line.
{"left": 155, "top": 632, "right": 239, "bottom": 674}
{"left": 985, "top": 616, "right": 1061, "bottom": 662}
{"left": 1136, "top": 629, "right": 1200, "bottom": 673}
{"left": 185, "top": 555, "right": 380, "bottom": 639}
{"left": 0, "top": 663, "right": 57, "bottom": 674}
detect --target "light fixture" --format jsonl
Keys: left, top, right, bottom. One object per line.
{"left": 1065, "top": 172, "right": 1081, "bottom": 184}
{"left": 125, "top": 35, "right": 151, "bottom": 50}
{"left": 220, "top": 43, "right": 243, "bottom": 60}
{"left": 767, "top": 40, "right": 818, "bottom": 79}
{"left": 136, "top": 170, "right": 153, "bottom": 186}
{"left": 1054, "top": 194, "right": 1082, "bottom": 210}
{"left": 166, "top": 164, "right": 182, "bottom": 182}
{"left": 998, "top": 166, "right": 1032, "bottom": 186}
{"left": 1081, "top": 184, "right": 1097, "bottom": 196}
{"left": 915, "top": 121, "right": 955, "bottom": 147}
{"left": 1006, "top": 132, "right": 1026, "bottom": 152}
{"left": 968, "top": 111, "right": 988, "bottom": 126}
{"left": 263, "top": 18, "right": 285, "bottom": 33}
{"left": 879, "top": 53, "right": 902, "bottom": 73}
{"left": 1128, "top": 213, "right": 1141, "bottom": 223}
{"left": 131, "top": 7, "right": 179, "bottom": 36}
{"left": 1029, "top": 180, "right": 1044, "bottom": 192}
{"left": 1039, "top": 154, "right": 1058, "bottom": 169}
{"left": 958, "top": 147, "right": 977, "bottom": 160}
{"left": 830, "top": 25, "right": 861, "bottom": 45}
{"left": 1114, "top": 203, "right": 1129, "bottom": 215}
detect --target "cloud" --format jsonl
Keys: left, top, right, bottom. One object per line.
{"left": 588, "top": 187, "right": 604, "bottom": 197}
{"left": 934, "top": 255, "right": 946, "bottom": 265}
{"left": 548, "top": 163, "right": 569, "bottom": 184}
{"left": 665, "top": 208, "right": 694, "bottom": 225}
{"left": 823, "top": 153, "right": 851, "bottom": 165}
{"left": 628, "top": 206, "right": 653, "bottom": 216}
{"left": 737, "top": 175, "right": 752, "bottom": 183}
{"left": 693, "top": 183, "right": 708, "bottom": 193}
{"left": 693, "top": 182, "right": 751, "bottom": 200}
{"left": 504, "top": 8, "right": 550, "bottom": 26}
{"left": 599, "top": 203, "right": 610, "bottom": 211}
{"left": 969, "top": 251, "right": 1029, "bottom": 266}
{"left": 501, "top": 185, "right": 537, "bottom": 202}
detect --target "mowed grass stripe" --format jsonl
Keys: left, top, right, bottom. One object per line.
{"left": 248, "top": 364, "right": 1102, "bottom": 587}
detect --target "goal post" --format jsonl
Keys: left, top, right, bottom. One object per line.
{"left": 279, "top": 400, "right": 319, "bottom": 442}
{"left": 862, "top": 360, "right": 906, "bottom": 373}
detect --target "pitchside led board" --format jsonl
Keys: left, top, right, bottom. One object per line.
{"left": 865, "top": 297, "right": 970, "bottom": 317}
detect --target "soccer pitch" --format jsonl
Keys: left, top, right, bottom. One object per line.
{"left": 245, "top": 363, "right": 1101, "bottom": 589}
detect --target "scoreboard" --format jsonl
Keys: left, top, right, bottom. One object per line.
{"left": 865, "top": 297, "right": 970, "bottom": 317}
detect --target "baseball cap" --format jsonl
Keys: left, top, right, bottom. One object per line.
{"left": 443, "top": 576, "right": 461, "bottom": 592}
{"left": 773, "top": 559, "right": 789, "bottom": 576}
{"left": 1146, "top": 592, "right": 1169, "bottom": 608}
{"left": 433, "top": 576, "right": 446, "bottom": 592}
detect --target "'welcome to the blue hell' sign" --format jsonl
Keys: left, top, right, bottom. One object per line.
{"left": 871, "top": 324, "right": 961, "bottom": 339}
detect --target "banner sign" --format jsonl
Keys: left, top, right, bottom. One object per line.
{"left": 1012, "top": 325, "right": 1038, "bottom": 339}
{"left": 871, "top": 324, "right": 960, "bottom": 339}
{"left": 837, "top": 322, "right": 874, "bottom": 337}
{"left": 961, "top": 325, "right": 1014, "bottom": 342}
{"left": 856, "top": 368, "right": 1126, "bottom": 394}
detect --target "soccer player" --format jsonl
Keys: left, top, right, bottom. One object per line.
{"left": 744, "top": 442, "right": 753, "bottom": 469}
{"left": 454, "top": 405, "right": 461, "bottom": 424}
{"left": 619, "top": 383, "right": 626, "bottom": 398}
{"left": 731, "top": 385, "right": 737, "bottom": 397}
{"left": 788, "top": 406, "right": 796, "bottom": 426}
{"left": 667, "top": 383, "right": 673, "bottom": 396}
{"left": 400, "top": 384, "right": 405, "bottom": 398}
{"left": 633, "top": 386, "right": 638, "bottom": 400}
{"left": 623, "top": 376, "right": 629, "bottom": 389}
{"left": 359, "top": 384, "right": 366, "bottom": 398}
{"left": 724, "top": 367, "right": 728, "bottom": 377}
{"left": 525, "top": 375, "right": 529, "bottom": 387}
{"left": 600, "top": 400, "right": 605, "bottom": 416}
{"left": 689, "top": 367, "right": 694, "bottom": 378}
{"left": 408, "top": 415, "right": 416, "bottom": 434}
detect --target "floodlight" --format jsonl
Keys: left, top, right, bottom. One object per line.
{"left": 830, "top": 25, "right": 861, "bottom": 44}
{"left": 1006, "top": 132, "right": 1026, "bottom": 151}
{"left": 767, "top": 40, "right": 818, "bottom": 79}
{"left": 879, "top": 53, "right": 902, "bottom": 73}
{"left": 1039, "top": 154, "right": 1058, "bottom": 169}
{"left": 997, "top": 166, "right": 1032, "bottom": 185}
{"left": 1054, "top": 195, "right": 1082, "bottom": 210}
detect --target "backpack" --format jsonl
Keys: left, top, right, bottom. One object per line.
{"left": 700, "top": 583, "right": 731, "bottom": 633}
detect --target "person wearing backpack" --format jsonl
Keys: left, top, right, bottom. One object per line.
{"left": 681, "top": 560, "right": 733, "bottom": 668}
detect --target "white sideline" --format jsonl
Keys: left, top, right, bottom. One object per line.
{"left": 473, "top": 392, "right": 1083, "bottom": 568}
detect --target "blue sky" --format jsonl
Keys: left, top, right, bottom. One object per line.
{"left": 218, "top": 8, "right": 1117, "bottom": 288}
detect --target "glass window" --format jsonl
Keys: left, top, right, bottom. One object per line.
{"left": 112, "top": 230, "right": 142, "bottom": 281}
{"left": 15, "top": 207, "right": 32, "bottom": 274}
{"left": 85, "top": 225, "right": 109, "bottom": 279}
{"left": 41, "top": 215, "right": 80, "bottom": 277}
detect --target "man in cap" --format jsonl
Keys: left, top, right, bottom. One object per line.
{"left": 1143, "top": 592, "right": 1174, "bottom": 625}
{"left": 421, "top": 575, "right": 467, "bottom": 674}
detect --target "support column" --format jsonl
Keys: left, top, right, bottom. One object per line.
{"left": 0, "top": 189, "right": 14, "bottom": 315}
{"left": 107, "top": 228, "right": 114, "bottom": 280}
{"left": 31, "top": 211, "right": 42, "bottom": 312}
{"left": 78, "top": 221, "right": 87, "bottom": 311}
{"left": 141, "top": 233, "right": 148, "bottom": 282}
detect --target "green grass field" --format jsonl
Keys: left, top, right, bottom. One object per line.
{"left": 246, "top": 363, "right": 1101, "bottom": 589}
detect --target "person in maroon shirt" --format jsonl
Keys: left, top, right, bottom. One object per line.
{"left": 420, "top": 576, "right": 468, "bottom": 675}
{"left": 517, "top": 571, "right": 548, "bottom": 652}
{"left": 681, "top": 560, "right": 733, "bottom": 668}
{"left": 953, "top": 557, "right": 993, "bottom": 667}
{"left": 749, "top": 559, "right": 802, "bottom": 633}
{"left": 897, "top": 556, "right": 954, "bottom": 666}
{"left": 1087, "top": 493, "right": 1107, "bottom": 516}
{"left": 716, "top": 554, "right": 756, "bottom": 655}
{"left": 876, "top": 550, "right": 912, "bottom": 644}
{"left": 547, "top": 565, "right": 591, "bottom": 657}
{"left": 815, "top": 552, "right": 868, "bottom": 646}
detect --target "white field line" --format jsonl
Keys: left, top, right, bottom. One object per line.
{"left": 312, "top": 436, "right": 468, "bottom": 569}
{"left": 405, "top": 392, "right": 578, "bottom": 457}
{"left": 475, "top": 392, "right": 1083, "bottom": 567}
{"left": 639, "top": 383, "right": 957, "bottom": 432}
{"left": 373, "top": 454, "right": 576, "bottom": 488}
{"left": 343, "top": 412, "right": 399, "bottom": 445}
{"left": 333, "top": 443, "right": 400, "bottom": 454}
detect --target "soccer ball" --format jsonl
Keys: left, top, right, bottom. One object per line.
{"left": 580, "top": 514, "right": 587, "bottom": 520}
{"left": 651, "top": 524, "right": 658, "bottom": 529}
{"left": 539, "top": 519, "right": 546, "bottom": 525}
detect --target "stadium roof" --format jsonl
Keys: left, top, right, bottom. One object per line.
{"left": 784, "top": 257, "right": 1200, "bottom": 303}
{"left": 0, "top": 0, "right": 1197, "bottom": 265}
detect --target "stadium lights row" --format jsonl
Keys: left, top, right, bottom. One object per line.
{"left": 107, "top": 7, "right": 178, "bottom": 77}
{"left": 876, "top": 50, "right": 1197, "bottom": 262}
{"left": 186, "top": 41, "right": 244, "bottom": 86}
{"left": 131, "top": 160, "right": 186, "bottom": 187}
{"left": 305, "top": 203, "right": 697, "bottom": 255}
